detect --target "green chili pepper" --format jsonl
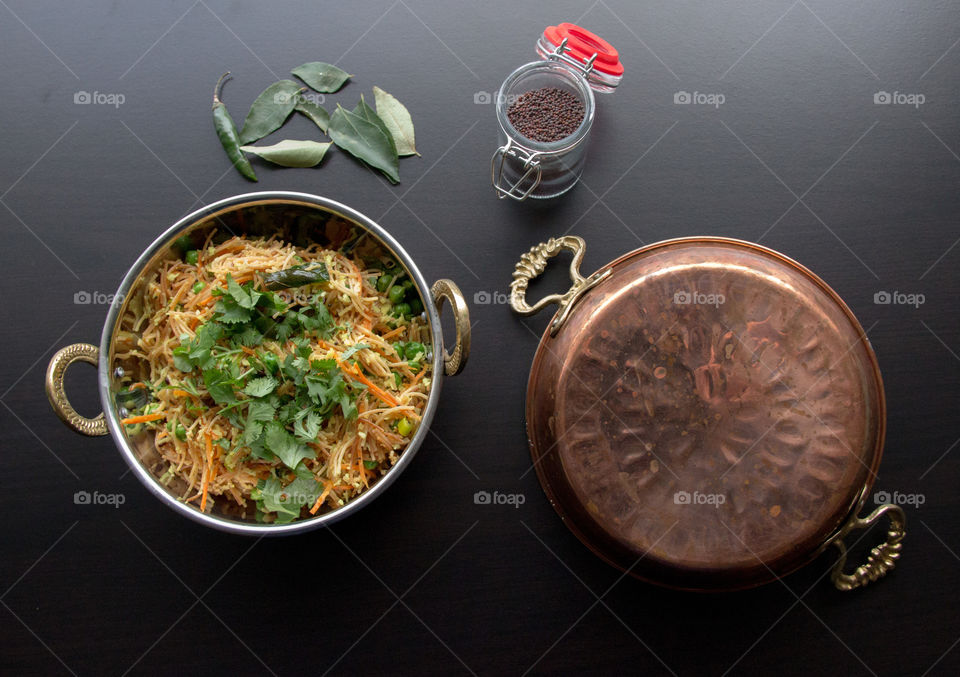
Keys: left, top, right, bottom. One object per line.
{"left": 212, "top": 72, "right": 257, "bottom": 182}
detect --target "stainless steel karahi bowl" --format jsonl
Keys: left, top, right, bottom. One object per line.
{"left": 45, "top": 191, "right": 470, "bottom": 535}
{"left": 510, "top": 235, "right": 904, "bottom": 591}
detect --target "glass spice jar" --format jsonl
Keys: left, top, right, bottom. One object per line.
{"left": 491, "top": 23, "right": 623, "bottom": 201}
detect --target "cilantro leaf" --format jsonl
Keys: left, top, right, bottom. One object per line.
{"left": 257, "top": 476, "right": 322, "bottom": 523}
{"left": 243, "top": 376, "right": 278, "bottom": 398}
{"left": 214, "top": 298, "right": 253, "bottom": 324}
{"left": 294, "top": 409, "right": 324, "bottom": 442}
{"left": 264, "top": 421, "right": 315, "bottom": 469}
{"left": 341, "top": 343, "right": 370, "bottom": 361}
{"left": 202, "top": 368, "right": 238, "bottom": 405}
{"left": 172, "top": 346, "right": 194, "bottom": 372}
{"left": 226, "top": 274, "right": 262, "bottom": 309}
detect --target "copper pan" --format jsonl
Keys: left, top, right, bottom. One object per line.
{"left": 510, "top": 236, "right": 904, "bottom": 591}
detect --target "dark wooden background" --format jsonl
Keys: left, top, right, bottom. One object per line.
{"left": 2, "top": 1, "right": 958, "bottom": 675}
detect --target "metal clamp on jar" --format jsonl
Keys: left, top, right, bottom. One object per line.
{"left": 491, "top": 23, "right": 623, "bottom": 201}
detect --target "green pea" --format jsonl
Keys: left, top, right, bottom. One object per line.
{"left": 377, "top": 274, "right": 393, "bottom": 293}
{"left": 401, "top": 280, "right": 413, "bottom": 290}
{"left": 175, "top": 424, "right": 187, "bottom": 441}
{"left": 191, "top": 281, "right": 206, "bottom": 293}
{"left": 388, "top": 285, "right": 405, "bottom": 304}
{"left": 393, "top": 302, "right": 411, "bottom": 317}
{"left": 396, "top": 417, "right": 412, "bottom": 436}
{"left": 404, "top": 342, "right": 424, "bottom": 360}
{"left": 185, "top": 250, "right": 199, "bottom": 265}
{"left": 262, "top": 352, "right": 279, "bottom": 374}
{"left": 175, "top": 234, "right": 193, "bottom": 252}
{"left": 409, "top": 298, "right": 424, "bottom": 315}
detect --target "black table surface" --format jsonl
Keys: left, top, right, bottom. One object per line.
{"left": 2, "top": 1, "right": 958, "bottom": 675}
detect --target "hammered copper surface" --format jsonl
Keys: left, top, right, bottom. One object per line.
{"left": 526, "top": 239, "right": 884, "bottom": 590}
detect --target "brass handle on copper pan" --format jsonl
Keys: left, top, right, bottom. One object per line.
{"left": 509, "top": 235, "right": 610, "bottom": 336}
{"left": 830, "top": 503, "right": 905, "bottom": 591}
{"left": 45, "top": 343, "right": 108, "bottom": 436}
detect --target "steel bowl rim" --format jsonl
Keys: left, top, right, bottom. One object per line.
{"left": 98, "top": 191, "right": 445, "bottom": 535}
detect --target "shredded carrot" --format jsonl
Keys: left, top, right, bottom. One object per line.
{"left": 129, "top": 382, "right": 148, "bottom": 390}
{"left": 200, "top": 434, "right": 213, "bottom": 512}
{"left": 170, "top": 389, "right": 192, "bottom": 398}
{"left": 343, "top": 363, "right": 399, "bottom": 407}
{"left": 240, "top": 345, "right": 258, "bottom": 356}
{"left": 120, "top": 412, "right": 165, "bottom": 425}
{"left": 410, "top": 369, "right": 428, "bottom": 386}
{"left": 381, "top": 326, "right": 407, "bottom": 340}
{"left": 309, "top": 480, "right": 334, "bottom": 514}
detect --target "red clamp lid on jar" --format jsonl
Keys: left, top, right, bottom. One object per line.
{"left": 536, "top": 23, "right": 624, "bottom": 93}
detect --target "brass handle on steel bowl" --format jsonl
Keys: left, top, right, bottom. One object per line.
{"left": 509, "top": 235, "right": 611, "bottom": 336}
{"left": 431, "top": 279, "right": 470, "bottom": 376}
{"left": 830, "top": 503, "right": 905, "bottom": 591}
{"left": 45, "top": 343, "right": 108, "bottom": 436}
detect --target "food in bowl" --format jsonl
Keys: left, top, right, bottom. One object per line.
{"left": 113, "top": 230, "right": 432, "bottom": 523}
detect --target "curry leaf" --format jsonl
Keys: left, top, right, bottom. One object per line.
{"left": 295, "top": 100, "right": 330, "bottom": 133}
{"left": 354, "top": 96, "right": 397, "bottom": 160}
{"left": 292, "top": 62, "right": 351, "bottom": 93}
{"left": 240, "top": 140, "right": 332, "bottom": 168}
{"left": 373, "top": 86, "right": 419, "bottom": 157}
{"left": 238, "top": 80, "right": 301, "bottom": 145}
{"left": 263, "top": 262, "right": 329, "bottom": 290}
{"left": 328, "top": 105, "right": 399, "bottom": 184}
